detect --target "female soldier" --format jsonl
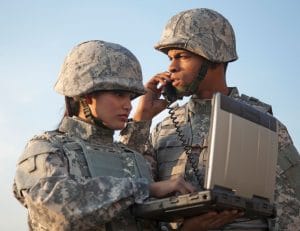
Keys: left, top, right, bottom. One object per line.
{"left": 13, "top": 40, "right": 194, "bottom": 230}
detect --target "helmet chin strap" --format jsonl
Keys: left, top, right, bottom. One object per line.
{"left": 79, "top": 98, "right": 112, "bottom": 130}
{"left": 185, "top": 61, "right": 209, "bottom": 95}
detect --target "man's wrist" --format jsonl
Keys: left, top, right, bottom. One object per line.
{"left": 133, "top": 111, "right": 153, "bottom": 121}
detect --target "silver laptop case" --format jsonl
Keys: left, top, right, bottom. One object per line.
{"left": 205, "top": 92, "right": 278, "bottom": 203}
{"left": 132, "top": 93, "right": 278, "bottom": 221}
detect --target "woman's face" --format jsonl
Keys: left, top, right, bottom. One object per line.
{"left": 89, "top": 91, "right": 134, "bottom": 130}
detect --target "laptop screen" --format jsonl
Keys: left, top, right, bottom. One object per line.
{"left": 205, "top": 93, "right": 278, "bottom": 203}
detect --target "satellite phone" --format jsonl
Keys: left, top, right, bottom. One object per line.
{"left": 161, "top": 81, "right": 178, "bottom": 103}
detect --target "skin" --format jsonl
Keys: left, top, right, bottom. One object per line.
{"left": 79, "top": 91, "right": 134, "bottom": 130}
{"left": 77, "top": 90, "right": 196, "bottom": 198}
{"left": 133, "top": 49, "right": 244, "bottom": 230}
{"left": 133, "top": 49, "right": 229, "bottom": 121}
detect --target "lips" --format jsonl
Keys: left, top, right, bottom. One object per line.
{"left": 118, "top": 114, "right": 129, "bottom": 121}
{"left": 172, "top": 79, "right": 181, "bottom": 87}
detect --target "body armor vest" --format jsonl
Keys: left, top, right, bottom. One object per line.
{"left": 154, "top": 101, "right": 211, "bottom": 190}
{"left": 62, "top": 136, "right": 152, "bottom": 180}
{"left": 50, "top": 132, "right": 154, "bottom": 231}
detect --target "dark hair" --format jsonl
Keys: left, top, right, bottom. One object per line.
{"left": 57, "top": 97, "right": 80, "bottom": 128}
{"left": 65, "top": 96, "right": 80, "bottom": 117}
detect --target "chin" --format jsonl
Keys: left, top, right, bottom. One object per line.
{"left": 103, "top": 121, "right": 126, "bottom": 130}
{"left": 112, "top": 123, "right": 127, "bottom": 130}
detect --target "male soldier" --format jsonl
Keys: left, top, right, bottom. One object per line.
{"left": 121, "top": 8, "right": 300, "bottom": 230}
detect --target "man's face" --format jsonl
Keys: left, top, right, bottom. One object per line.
{"left": 167, "top": 49, "right": 204, "bottom": 95}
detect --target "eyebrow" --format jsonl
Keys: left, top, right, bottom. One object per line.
{"left": 168, "top": 51, "right": 189, "bottom": 58}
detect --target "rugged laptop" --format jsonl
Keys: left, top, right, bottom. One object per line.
{"left": 133, "top": 92, "right": 278, "bottom": 221}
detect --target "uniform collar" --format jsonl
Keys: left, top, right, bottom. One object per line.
{"left": 188, "top": 97, "right": 211, "bottom": 115}
{"left": 59, "top": 116, "right": 114, "bottom": 144}
{"left": 228, "top": 87, "right": 240, "bottom": 98}
{"left": 187, "top": 87, "right": 240, "bottom": 115}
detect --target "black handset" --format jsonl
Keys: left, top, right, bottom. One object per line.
{"left": 162, "top": 81, "right": 178, "bottom": 103}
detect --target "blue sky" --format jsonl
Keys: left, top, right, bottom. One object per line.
{"left": 1, "top": 1, "right": 299, "bottom": 230}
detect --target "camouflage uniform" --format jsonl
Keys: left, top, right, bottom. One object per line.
{"left": 155, "top": 88, "right": 300, "bottom": 230}
{"left": 122, "top": 88, "right": 300, "bottom": 230}
{"left": 122, "top": 8, "right": 300, "bottom": 231}
{"left": 13, "top": 40, "right": 159, "bottom": 230}
{"left": 14, "top": 116, "right": 156, "bottom": 230}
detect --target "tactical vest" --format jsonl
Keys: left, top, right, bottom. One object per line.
{"left": 154, "top": 102, "right": 210, "bottom": 190}
{"left": 60, "top": 135, "right": 152, "bottom": 180}
{"left": 16, "top": 131, "right": 155, "bottom": 231}
{"left": 53, "top": 132, "right": 154, "bottom": 231}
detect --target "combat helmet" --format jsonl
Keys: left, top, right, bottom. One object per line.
{"left": 54, "top": 40, "right": 145, "bottom": 98}
{"left": 155, "top": 8, "right": 238, "bottom": 63}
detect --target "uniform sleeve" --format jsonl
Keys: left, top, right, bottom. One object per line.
{"left": 120, "top": 120, "right": 158, "bottom": 179}
{"left": 120, "top": 120, "right": 152, "bottom": 154}
{"left": 275, "top": 121, "right": 300, "bottom": 230}
{"left": 141, "top": 121, "right": 170, "bottom": 181}
{"left": 13, "top": 139, "right": 150, "bottom": 230}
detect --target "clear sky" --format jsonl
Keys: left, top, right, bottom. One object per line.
{"left": 1, "top": 1, "right": 299, "bottom": 230}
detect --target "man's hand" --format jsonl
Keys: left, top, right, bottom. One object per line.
{"left": 133, "top": 72, "right": 171, "bottom": 121}
{"left": 182, "top": 210, "right": 244, "bottom": 231}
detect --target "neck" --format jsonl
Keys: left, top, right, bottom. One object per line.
{"left": 195, "top": 64, "right": 228, "bottom": 99}
{"left": 195, "top": 86, "right": 229, "bottom": 99}
{"left": 78, "top": 108, "right": 113, "bottom": 131}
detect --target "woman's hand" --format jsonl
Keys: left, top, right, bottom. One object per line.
{"left": 133, "top": 72, "right": 171, "bottom": 121}
{"left": 149, "top": 176, "right": 195, "bottom": 198}
{"left": 149, "top": 176, "right": 244, "bottom": 231}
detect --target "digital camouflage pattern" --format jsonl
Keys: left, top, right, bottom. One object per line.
{"left": 121, "top": 88, "right": 300, "bottom": 230}
{"left": 122, "top": 88, "right": 300, "bottom": 231}
{"left": 120, "top": 120, "right": 152, "bottom": 155}
{"left": 155, "top": 8, "right": 238, "bottom": 63}
{"left": 54, "top": 40, "right": 145, "bottom": 98}
{"left": 13, "top": 116, "right": 157, "bottom": 231}
{"left": 120, "top": 120, "right": 157, "bottom": 178}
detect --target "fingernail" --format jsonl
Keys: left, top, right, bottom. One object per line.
{"left": 232, "top": 210, "right": 238, "bottom": 214}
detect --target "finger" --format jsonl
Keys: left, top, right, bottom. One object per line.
{"left": 182, "top": 211, "right": 219, "bottom": 231}
{"left": 150, "top": 72, "right": 171, "bottom": 84}
{"left": 148, "top": 73, "right": 172, "bottom": 89}
{"left": 177, "top": 177, "right": 197, "bottom": 193}
{"left": 177, "top": 187, "right": 190, "bottom": 195}
{"left": 208, "top": 210, "right": 231, "bottom": 227}
{"left": 177, "top": 183, "right": 196, "bottom": 195}
{"left": 209, "top": 210, "right": 241, "bottom": 229}
{"left": 168, "top": 177, "right": 195, "bottom": 195}
{"left": 155, "top": 71, "right": 171, "bottom": 80}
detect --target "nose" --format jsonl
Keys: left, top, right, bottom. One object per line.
{"left": 123, "top": 97, "right": 132, "bottom": 112}
{"left": 168, "top": 59, "right": 178, "bottom": 73}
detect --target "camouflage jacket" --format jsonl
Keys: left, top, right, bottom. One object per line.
{"left": 121, "top": 88, "right": 300, "bottom": 230}
{"left": 13, "top": 116, "right": 158, "bottom": 231}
